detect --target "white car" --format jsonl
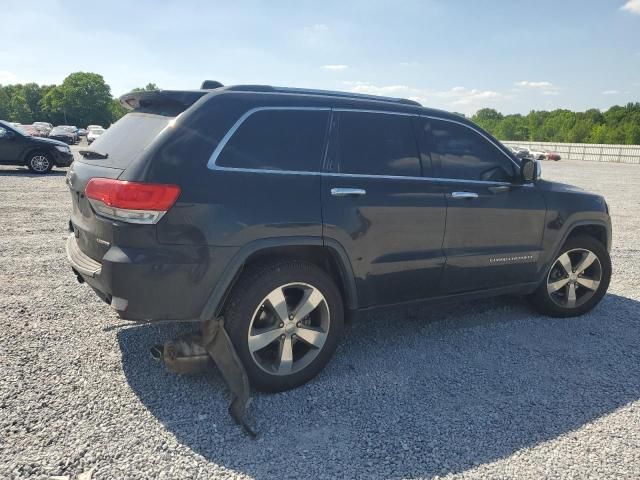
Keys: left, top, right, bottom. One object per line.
{"left": 87, "top": 127, "right": 105, "bottom": 144}
{"left": 528, "top": 150, "right": 547, "bottom": 161}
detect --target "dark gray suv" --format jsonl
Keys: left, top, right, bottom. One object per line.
{"left": 66, "top": 84, "right": 612, "bottom": 392}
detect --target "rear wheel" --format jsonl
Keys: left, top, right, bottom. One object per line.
{"left": 27, "top": 152, "right": 53, "bottom": 173}
{"left": 224, "top": 260, "right": 344, "bottom": 392}
{"left": 530, "top": 235, "right": 611, "bottom": 317}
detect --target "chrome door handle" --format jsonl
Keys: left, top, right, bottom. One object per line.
{"left": 331, "top": 187, "right": 366, "bottom": 197}
{"left": 450, "top": 191, "right": 478, "bottom": 199}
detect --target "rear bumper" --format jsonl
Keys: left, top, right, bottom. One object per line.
{"left": 65, "top": 234, "right": 237, "bottom": 322}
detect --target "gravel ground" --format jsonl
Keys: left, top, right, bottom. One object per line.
{"left": 1, "top": 157, "right": 639, "bottom": 479}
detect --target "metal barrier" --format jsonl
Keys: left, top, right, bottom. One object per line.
{"left": 501, "top": 141, "right": 640, "bottom": 165}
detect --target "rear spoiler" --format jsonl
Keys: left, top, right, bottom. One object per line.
{"left": 119, "top": 90, "right": 211, "bottom": 116}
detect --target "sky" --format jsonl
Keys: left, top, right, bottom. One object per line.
{"left": 0, "top": 0, "right": 639, "bottom": 115}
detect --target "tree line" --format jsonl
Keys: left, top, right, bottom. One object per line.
{"left": 2, "top": 71, "right": 638, "bottom": 145}
{"left": 0, "top": 72, "right": 158, "bottom": 128}
{"left": 471, "top": 104, "right": 640, "bottom": 145}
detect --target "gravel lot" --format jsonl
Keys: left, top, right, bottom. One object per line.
{"left": 1, "top": 157, "right": 639, "bottom": 479}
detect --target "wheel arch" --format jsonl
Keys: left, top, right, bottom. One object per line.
{"left": 21, "top": 147, "right": 51, "bottom": 166}
{"left": 537, "top": 218, "right": 611, "bottom": 286}
{"left": 199, "top": 237, "right": 358, "bottom": 321}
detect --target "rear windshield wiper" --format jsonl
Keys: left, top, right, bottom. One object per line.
{"left": 79, "top": 149, "right": 109, "bottom": 159}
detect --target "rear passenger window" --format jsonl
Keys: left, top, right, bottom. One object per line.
{"left": 428, "top": 119, "right": 514, "bottom": 182}
{"left": 336, "top": 111, "right": 421, "bottom": 177}
{"left": 217, "top": 109, "right": 329, "bottom": 172}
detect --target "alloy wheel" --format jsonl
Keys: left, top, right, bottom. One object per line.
{"left": 30, "top": 155, "right": 50, "bottom": 172}
{"left": 247, "top": 282, "right": 330, "bottom": 376}
{"left": 546, "top": 248, "right": 602, "bottom": 308}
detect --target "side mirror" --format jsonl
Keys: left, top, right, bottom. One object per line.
{"left": 520, "top": 158, "right": 539, "bottom": 183}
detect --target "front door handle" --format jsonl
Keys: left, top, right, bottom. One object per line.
{"left": 450, "top": 191, "right": 478, "bottom": 199}
{"left": 331, "top": 187, "right": 366, "bottom": 197}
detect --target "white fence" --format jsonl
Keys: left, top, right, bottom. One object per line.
{"left": 501, "top": 141, "right": 640, "bottom": 165}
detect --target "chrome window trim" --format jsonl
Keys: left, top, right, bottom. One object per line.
{"left": 333, "top": 108, "right": 418, "bottom": 117}
{"left": 209, "top": 164, "right": 522, "bottom": 187}
{"left": 206, "top": 106, "right": 533, "bottom": 187}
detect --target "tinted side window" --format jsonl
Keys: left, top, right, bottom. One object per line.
{"left": 0, "top": 126, "right": 7, "bottom": 139}
{"left": 429, "top": 119, "right": 514, "bottom": 182}
{"left": 336, "top": 111, "right": 420, "bottom": 177}
{"left": 217, "top": 109, "right": 329, "bottom": 172}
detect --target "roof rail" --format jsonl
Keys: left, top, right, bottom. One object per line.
{"left": 224, "top": 85, "right": 421, "bottom": 106}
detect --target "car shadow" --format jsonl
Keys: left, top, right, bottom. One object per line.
{"left": 0, "top": 167, "right": 68, "bottom": 177}
{"left": 117, "top": 293, "right": 640, "bottom": 479}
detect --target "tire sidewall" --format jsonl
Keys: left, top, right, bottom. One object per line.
{"left": 224, "top": 262, "right": 344, "bottom": 392}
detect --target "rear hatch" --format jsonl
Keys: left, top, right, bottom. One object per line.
{"left": 67, "top": 90, "right": 207, "bottom": 262}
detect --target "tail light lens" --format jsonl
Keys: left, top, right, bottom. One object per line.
{"left": 85, "top": 178, "right": 181, "bottom": 224}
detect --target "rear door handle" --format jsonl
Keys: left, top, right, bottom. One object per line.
{"left": 450, "top": 191, "right": 478, "bottom": 199}
{"left": 331, "top": 187, "right": 366, "bottom": 197}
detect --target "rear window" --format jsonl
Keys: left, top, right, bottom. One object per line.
{"left": 79, "top": 112, "right": 174, "bottom": 169}
{"left": 216, "top": 109, "right": 330, "bottom": 172}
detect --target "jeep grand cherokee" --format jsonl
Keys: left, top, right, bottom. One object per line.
{"left": 66, "top": 83, "right": 612, "bottom": 392}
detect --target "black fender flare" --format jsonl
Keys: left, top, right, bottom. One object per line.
{"left": 536, "top": 217, "right": 612, "bottom": 285}
{"left": 198, "top": 236, "right": 358, "bottom": 321}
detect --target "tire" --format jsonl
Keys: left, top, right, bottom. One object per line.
{"left": 26, "top": 151, "right": 53, "bottom": 174}
{"left": 529, "top": 235, "right": 611, "bottom": 317}
{"left": 224, "top": 260, "right": 344, "bottom": 392}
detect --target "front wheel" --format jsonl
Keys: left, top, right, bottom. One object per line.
{"left": 224, "top": 260, "right": 344, "bottom": 392}
{"left": 529, "top": 235, "right": 611, "bottom": 317}
{"left": 27, "top": 152, "right": 53, "bottom": 173}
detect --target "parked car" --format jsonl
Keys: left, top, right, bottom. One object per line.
{"left": 33, "top": 122, "right": 53, "bottom": 134}
{"left": 86, "top": 127, "right": 105, "bottom": 144}
{"left": 31, "top": 124, "right": 50, "bottom": 137}
{"left": 528, "top": 149, "right": 547, "bottom": 161}
{"left": 545, "top": 151, "right": 561, "bottom": 161}
{"left": 86, "top": 124, "right": 103, "bottom": 131}
{"left": 78, "top": 128, "right": 88, "bottom": 137}
{"left": 508, "top": 145, "right": 530, "bottom": 159}
{"left": 58, "top": 125, "right": 80, "bottom": 143}
{"left": 0, "top": 120, "right": 74, "bottom": 173}
{"left": 16, "top": 125, "right": 40, "bottom": 137}
{"left": 48, "top": 126, "right": 76, "bottom": 145}
{"left": 65, "top": 83, "right": 612, "bottom": 393}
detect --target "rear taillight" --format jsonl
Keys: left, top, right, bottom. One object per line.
{"left": 85, "top": 178, "right": 181, "bottom": 224}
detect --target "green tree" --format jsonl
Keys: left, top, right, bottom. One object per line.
{"left": 471, "top": 108, "right": 503, "bottom": 133}
{"left": 495, "top": 114, "right": 528, "bottom": 140}
{"left": 9, "top": 95, "right": 32, "bottom": 123}
{"left": 132, "top": 83, "right": 159, "bottom": 92}
{"left": 55, "top": 72, "right": 113, "bottom": 126}
{"left": 109, "top": 99, "right": 128, "bottom": 123}
{"left": 0, "top": 87, "right": 10, "bottom": 119}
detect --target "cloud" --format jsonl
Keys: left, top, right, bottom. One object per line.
{"left": 602, "top": 89, "right": 621, "bottom": 95}
{"left": 342, "top": 82, "right": 504, "bottom": 113}
{"left": 323, "top": 64, "right": 348, "bottom": 71}
{"left": 621, "top": 0, "right": 640, "bottom": 15}
{"left": 0, "top": 70, "right": 19, "bottom": 84}
{"left": 398, "top": 61, "right": 420, "bottom": 67}
{"left": 515, "top": 80, "right": 554, "bottom": 88}
{"left": 309, "top": 23, "right": 329, "bottom": 32}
